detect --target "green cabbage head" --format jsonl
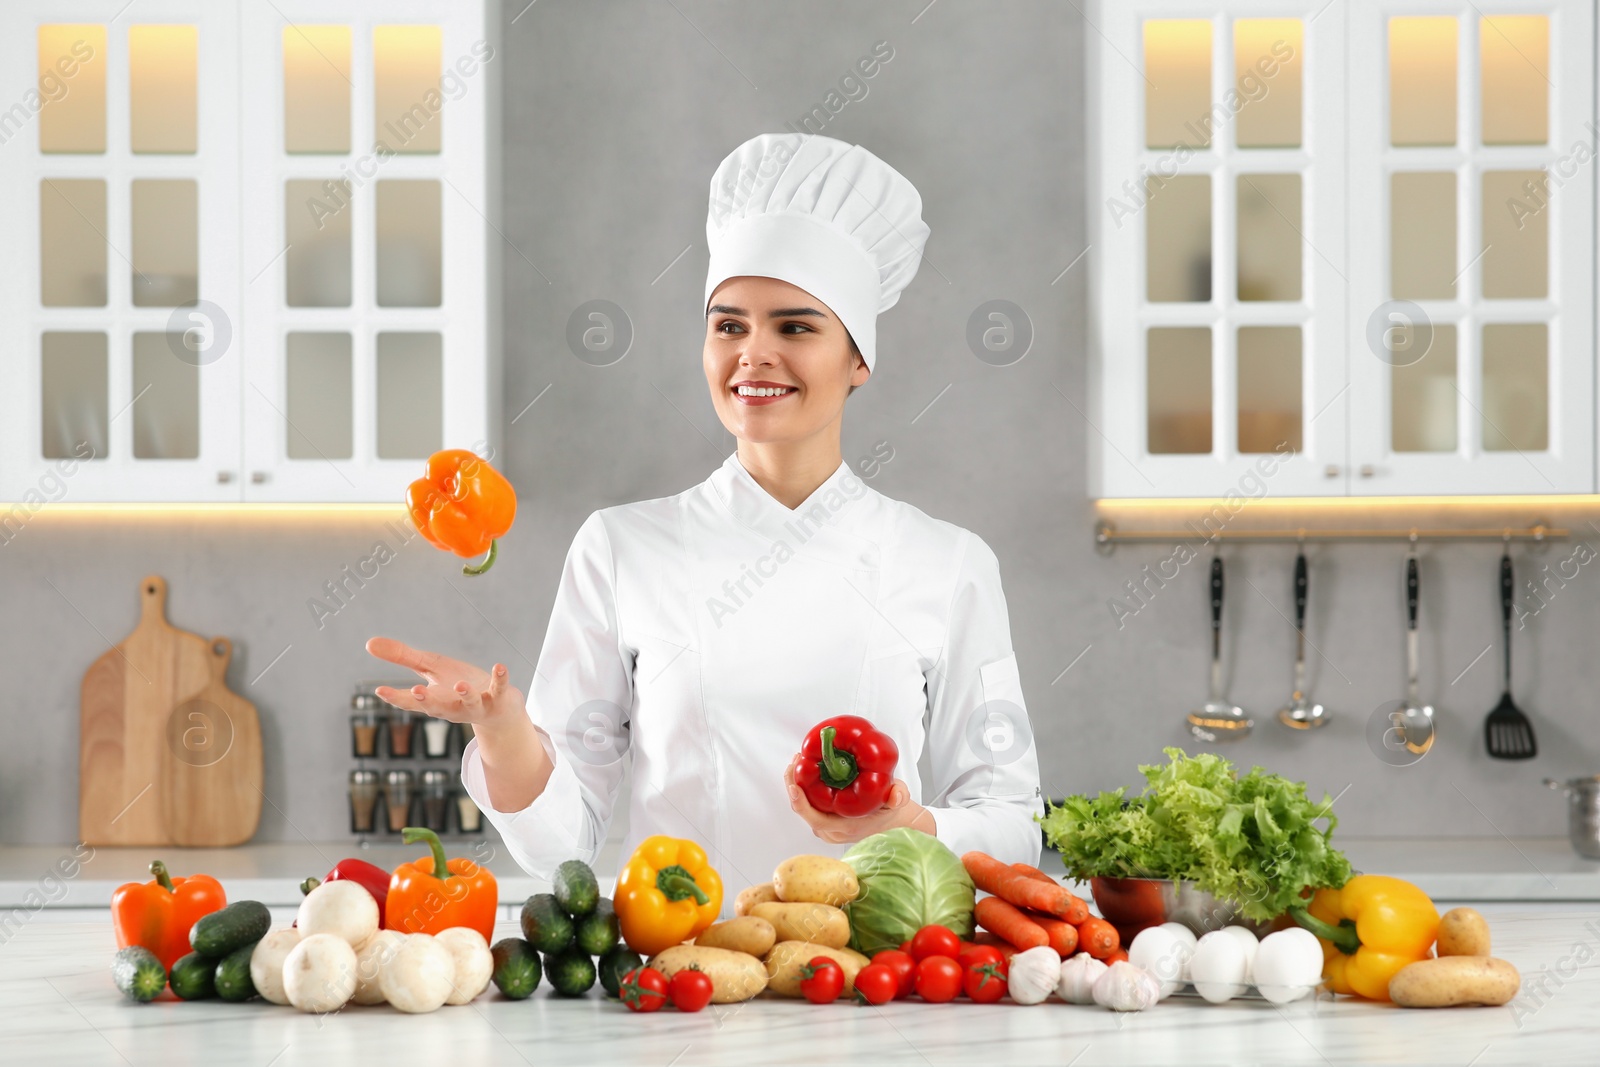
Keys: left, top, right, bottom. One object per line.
{"left": 842, "top": 828, "right": 975, "bottom": 955}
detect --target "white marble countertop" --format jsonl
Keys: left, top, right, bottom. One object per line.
{"left": 4, "top": 836, "right": 1597, "bottom": 917}
{"left": 5, "top": 905, "right": 1597, "bottom": 1066}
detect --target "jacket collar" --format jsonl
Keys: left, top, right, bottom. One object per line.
{"left": 706, "top": 450, "right": 881, "bottom": 568}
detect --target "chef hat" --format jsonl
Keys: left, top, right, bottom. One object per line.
{"left": 704, "top": 133, "right": 930, "bottom": 373}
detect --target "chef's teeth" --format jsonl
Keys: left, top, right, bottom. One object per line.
{"left": 736, "top": 386, "right": 793, "bottom": 397}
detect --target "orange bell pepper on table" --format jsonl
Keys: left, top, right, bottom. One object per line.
{"left": 385, "top": 827, "right": 498, "bottom": 941}
{"left": 111, "top": 860, "right": 226, "bottom": 970}
{"left": 406, "top": 449, "right": 517, "bottom": 576}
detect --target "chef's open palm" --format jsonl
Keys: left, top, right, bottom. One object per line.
{"left": 365, "top": 636, "right": 518, "bottom": 726}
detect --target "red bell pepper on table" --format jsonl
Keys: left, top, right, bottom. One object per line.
{"left": 300, "top": 857, "right": 391, "bottom": 927}
{"left": 794, "top": 715, "right": 898, "bottom": 818}
{"left": 111, "top": 860, "right": 226, "bottom": 970}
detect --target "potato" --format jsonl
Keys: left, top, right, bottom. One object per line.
{"left": 764, "top": 940, "right": 870, "bottom": 997}
{"left": 1437, "top": 907, "right": 1492, "bottom": 957}
{"left": 735, "top": 883, "right": 779, "bottom": 917}
{"left": 1389, "top": 956, "right": 1520, "bottom": 1008}
{"left": 649, "top": 945, "right": 768, "bottom": 1003}
{"left": 751, "top": 902, "right": 850, "bottom": 949}
{"left": 696, "top": 917, "right": 776, "bottom": 957}
{"left": 773, "top": 855, "right": 860, "bottom": 907}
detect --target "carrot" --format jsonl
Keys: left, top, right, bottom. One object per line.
{"left": 973, "top": 930, "right": 1020, "bottom": 962}
{"left": 1103, "top": 947, "right": 1129, "bottom": 965}
{"left": 975, "top": 896, "right": 1050, "bottom": 951}
{"left": 963, "top": 852, "right": 1075, "bottom": 919}
{"left": 1011, "top": 863, "right": 1053, "bottom": 882}
{"left": 1008, "top": 861, "right": 1091, "bottom": 924}
{"left": 1076, "top": 916, "right": 1120, "bottom": 959}
{"left": 1030, "top": 912, "right": 1079, "bottom": 957}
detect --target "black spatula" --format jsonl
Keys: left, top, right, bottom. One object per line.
{"left": 1485, "top": 550, "right": 1537, "bottom": 759}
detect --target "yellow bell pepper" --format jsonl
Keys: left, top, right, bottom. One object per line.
{"left": 614, "top": 835, "right": 723, "bottom": 956}
{"left": 1290, "top": 874, "right": 1440, "bottom": 1000}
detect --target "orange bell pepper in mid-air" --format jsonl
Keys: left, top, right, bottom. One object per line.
{"left": 385, "top": 827, "right": 498, "bottom": 942}
{"left": 111, "top": 860, "right": 227, "bottom": 970}
{"left": 406, "top": 449, "right": 517, "bottom": 576}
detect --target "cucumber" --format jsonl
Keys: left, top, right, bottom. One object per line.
{"left": 543, "top": 946, "right": 597, "bottom": 997}
{"left": 574, "top": 898, "right": 619, "bottom": 956}
{"left": 520, "top": 893, "right": 574, "bottom": 955}
{"left": 490, "top": 937, "right": 542, "bottom": 1000}
{"left": 190, "top": 900, "right": 271, "bottom": 958}
{"left": 596, "top": 945, "right": 644, "bottom": 999}
{"left": 213, "top": 941, "right": 259, "bottom": 1002}
{"left": 552, "top": 860, "right": 599, "bottom": 917}
{"left": 111, "top": 946, "right": 166, "bottom": 1003}
{"left": 168, "top": 951, "right": 216, "bottom": 1000}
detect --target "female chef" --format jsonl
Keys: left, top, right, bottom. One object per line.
{"left": 367, "top": 133, "right": 1042, "bottom": 891}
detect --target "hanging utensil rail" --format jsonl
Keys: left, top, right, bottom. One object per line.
{"left": 1095, "top": 522, "right": 1566, "bottom": 550}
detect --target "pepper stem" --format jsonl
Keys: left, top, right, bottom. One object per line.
{"left": 149, "top": 860, "right": 175, "bottom": 894}
{"left": 1288, "top": 905, "right": 1361, "bottom": 955}
{"left": 402, "top": 826, "right": 454, "bottom": 882}
{"left": 462, "top": 539, "right": 498, "bottom": 577}
{"left": 817, "top": 727, "right": 859, "bottom": 789}
{"left": 300, "top": 877, "right": 321, "bottom": 896}
{"left": 655, "top": 865, "right": 711, "bottom": 906}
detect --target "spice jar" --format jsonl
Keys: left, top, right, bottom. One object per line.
{"left": 387, "top": 710, "right": 417, "bottom": 759}
{"left": 421, "top": 716, "right": 452, "bottom": 759}
{"left": 384, "top": 770, "right": 415, "bottom": 833}
{"left": 350, "top": 693, "right": 383, "bottom": 758}
{"left": 420, "top": 770, "right": 452, "bottom": 833}
{"left": 349, "top": 769, "right": 380, "bottom": 834}
{"left": 456, "top": 793, "right": 483, "bottom": 834}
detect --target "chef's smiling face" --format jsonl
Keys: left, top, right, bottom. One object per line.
{"left": 704, "top": 276, "right": 869, "bottom": 446}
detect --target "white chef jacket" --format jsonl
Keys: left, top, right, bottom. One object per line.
{"left": 460, "top": 451, "right": 1043, "bottom": 895}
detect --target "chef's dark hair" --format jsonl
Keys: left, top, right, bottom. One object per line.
{"left": 848, "top": 334, "right": 863, "bottom": 397}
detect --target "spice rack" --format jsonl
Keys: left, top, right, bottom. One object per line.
{"left": 347, "top": 680, "right": 486, "bottom": 846}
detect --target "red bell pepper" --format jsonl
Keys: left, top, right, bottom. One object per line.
{"left": 795, "top": 715, "right": 899, "bottom": 818}
{"left": 300, "top": 858, "right": 391, "bottom": 928}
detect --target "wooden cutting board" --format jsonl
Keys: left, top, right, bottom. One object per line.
{"left": 163, "top": 636, "right": 263, "bottom": 846}
{"left": 79, "top": 576, "right": 257, "bottom": 845}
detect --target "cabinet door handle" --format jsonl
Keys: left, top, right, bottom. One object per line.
{"left": 217, "top": 470, "right": 234, "bottom": 484}
{"left": 1323, "top": 465, "right": 1341, "bottom": 478}
{"left": 1359, "top": 465, "right": 1376, "bottom": 478}
{"left": 251, "top": 471, "right": 269, "bottom": 484}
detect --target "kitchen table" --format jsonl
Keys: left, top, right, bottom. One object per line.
{"left": 6, "top": 904, "right": 1597, "bottom": 1066}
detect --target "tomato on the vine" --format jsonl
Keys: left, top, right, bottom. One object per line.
{"left": 914, "top": 956, "right": 963, "bottom": 1003}
{"left": 853, "top": 963, "right": 898, "bottom": 1006}
{"left": 908, "top": 925, "right": 962, "bottom": 962}
{"left": 958, "top": 943, "right": 1006, "bottom": 973}
{"left": 869, "top": 949, "right": 917, "bottom": 999}
{"left": 620, "top": 967, "right": 669, "bottom": 1013}
{"left": 798, "top": 957, "right": 844, "bottom": 1004}
{"left": 668, "top": 967, "right": 714, "bottom": 1013}
{"left": 963, "top": 961, "right": 1008, "bottom": 1004}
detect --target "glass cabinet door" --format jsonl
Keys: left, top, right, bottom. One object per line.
{"left": 1346, "top": 4, "right": 1593, "bottom": 495}
{"left": 238, "top": 1, "right": 491, "bottom": 502}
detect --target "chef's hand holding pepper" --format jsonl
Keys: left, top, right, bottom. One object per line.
{"left": 784, "top": 763, "right": 934, "bottom": 844}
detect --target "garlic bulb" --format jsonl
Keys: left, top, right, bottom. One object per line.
{"left": 1092, "top": 960, "right": 1162, "bottom": 1012}
{"left": 1007, "top": 946, "right": 1062, "bottom": 1005}
{"left": 1056, "top": 953, "right": 1109, "bottom": 1004}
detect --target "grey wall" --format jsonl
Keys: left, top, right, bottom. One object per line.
{"left": 3, "top": 1, "right": 1592, "bottom": 847}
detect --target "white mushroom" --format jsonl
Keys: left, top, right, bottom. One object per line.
{"left": 434, "top": 927, "right": 494, "bottom": 1005}
{"left": 296, "top": 880, "right": 380, "bottom": 951}
{"left": 283, "top": 933, "right": 359, "bottom": 1013}
{"left": 352, "top": 929, "right": 404, "bottom": 1006}
{"left": 379, "top": 933, "right": 457, "bottom": 1014}
{"left": 249, "top": 928, "right": 302, "bottom": 1006}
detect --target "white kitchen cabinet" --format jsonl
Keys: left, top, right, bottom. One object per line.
{"left": 1088, "top": 0, "right": 1594, "bottom": 498}
{"left": 0, "top": 0, "right": 500, "bottom": 504}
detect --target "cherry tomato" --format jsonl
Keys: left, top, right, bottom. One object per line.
{"left": 620, "top": 967, "right": 669, "bottom": 1013}
{"left": 914, "top": 956, "right": 963, "bottom": 1003}
{"left": 958, "top": 943, "right": 1006, "bottom": 973}
{"left": 853, "top": 963, "right": 898, "bottom": 1006}
{"left": 963, "top": 961, "right": 1008, "bottom": 1004}
{"left": 668, "top": 967, "right": 714, "bottom": 1013}
{"left": 899, "top": 939, "right": 913, "bottom": 954}
{"left": 908, "top": 925, "right": 962, "bottom": 962}
{"left": 799, "top": 957, "right": 844, "bottom": 1004}
{"left": 869, "top": 950, "right": 917, "bottom": 999}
